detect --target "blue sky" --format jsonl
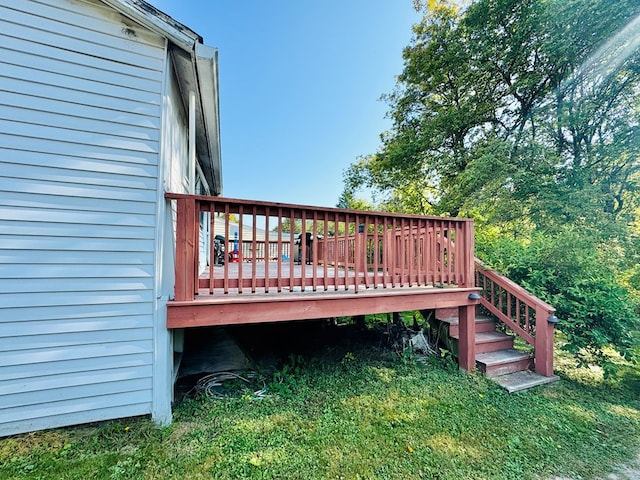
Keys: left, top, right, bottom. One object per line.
{"left": 151, "top": 1, "right": 421, "bottom": 207}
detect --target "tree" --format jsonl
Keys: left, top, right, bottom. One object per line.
{"left": 336, "top": 188, "right": 375, "bottom": 212}
{"left": 344, "top": 0, "right": 640, "bottom": 370}
{"left": 347, "top": 0, "right": 640, "bottom": 225}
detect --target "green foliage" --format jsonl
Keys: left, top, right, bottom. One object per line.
{"left": 342, "top": 0, "right": 640, "bottom": 373}
{"left": 335, "top": 188, "right": 375, "bottom": 212}
{"left": 478, "top": 229, "right": 640, "bottom": 375}
{"left": 347, "top": 0, "right": 640, "bottom": 222}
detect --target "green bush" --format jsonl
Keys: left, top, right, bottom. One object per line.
{"left": 478, "top": 227, "right": 640, "bottom": 376}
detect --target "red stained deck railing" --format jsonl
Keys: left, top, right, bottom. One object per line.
{"left": 475, "top": 261, "right": 557, "bottom": 377}
{"left": 167, "top": 193, "right": 475, "bottom": 300}
{"left": 167, "top": 193, "right": 555, "bottom": 377}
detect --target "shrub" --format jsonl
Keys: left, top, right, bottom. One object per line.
{"left": 478, "top": 227, "right": 639, "bottom": 376}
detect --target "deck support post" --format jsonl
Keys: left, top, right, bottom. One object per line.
{"left": 457, "top": 303, "right": 476, "bottom": 372}
{"left": 456, "top": 220, "right": 476, "bottom": 372}
{"left": 534, "top": 307, "right": 555, "bottom": 376}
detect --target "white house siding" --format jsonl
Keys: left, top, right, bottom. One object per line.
{"left": 155, "top": 60, "right": 191, "bottom": 413}
{"left": 162, "top": 64, "right": 189, "bottom": 196}
{"left": 0, "top": 0, "right": 166, "bottom": 435}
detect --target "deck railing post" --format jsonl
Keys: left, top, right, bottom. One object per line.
{"left": 355, "top": 216, "right": 365, "bottom": 280}
{"left": 534, "top": 306, "right": 556, "bottom": 376}
{"left": 174, "top": 196, "right": 197, "bottom": 301}
{"left": 461, "top": 220, "right": 475, "bottom": 288}
{"left": 458, "top": 303, "right": 476, "bottom": 372}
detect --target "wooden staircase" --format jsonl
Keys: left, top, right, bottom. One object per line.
{"left": 429, "top": 308, "right": 559, "bottom": 392}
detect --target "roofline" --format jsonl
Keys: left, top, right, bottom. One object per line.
{"left": 100, "top": 0, "right": 201, "bottom": 50}
{"left": 195, "top": 43, "right": 223, "bottom": 195}
{"left": 100, "top": 0, "right": 222, "bottom": 195}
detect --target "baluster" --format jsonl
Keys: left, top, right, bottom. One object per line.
{"left": 237, "top": 206, "right": 243, "bottom": 293}
{"left": 277, "top": 208, "right": 283, "bottom": 293}
{"left": 312, "top": 211, "right": 318, "bottom": 292}
{"left": 223, "top": 203, "right": 230, "bottom": 294}
{"left": 209, "top": 202, "right": 215, "bottom": 294}
{"left": 251, "top": 206, "right": 257, "bottom": 293}
{"left": 323, "top": 211, "right": 329, "bottom": 290}
{"left": 289, "top": 209, "right": 295, "bottom": 291}
{"left": 265, "top": 208, "right": 270, "bottom": 293}
{"left": 373, "top": 216, "right": 380, "bottom": 288}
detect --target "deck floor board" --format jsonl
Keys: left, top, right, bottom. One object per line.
{"left": 168, "top": 261, "right": 479, "bottom": 328}
{"left": 200, "top": 261, "right": 436, "bottom": 296}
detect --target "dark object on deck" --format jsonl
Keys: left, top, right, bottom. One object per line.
{"left": 294, "top": 232, "right": 313, "bottom": 264}
{"left": 214, "top": 234, "right": 227, "bottom": 265}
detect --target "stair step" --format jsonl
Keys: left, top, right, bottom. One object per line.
{"left": 476, "top": 349, "right": 533, "bottom": 377}
{"left": 451, "top": 331, "right": 515, "bottom": 353}
{"left": 434, "top": 315, "right": 496, "bottom": 336}
{"left": 492, "top": 370, "right": 560, "bottom": 393}
{"left": 475, "top": 332, "right": 515, "bottom": 353}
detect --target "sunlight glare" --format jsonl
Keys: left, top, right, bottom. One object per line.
{"left": 567, "top": 12, "right": 640, "bottom": 91}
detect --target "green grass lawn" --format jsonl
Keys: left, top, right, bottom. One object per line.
{"left": 1, "top": 323, "right": 638, "bottom": 480}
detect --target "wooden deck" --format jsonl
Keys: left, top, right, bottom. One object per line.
{"left": 169, "top": 261, "right": 480, "bottom": 322}
{"left": 197, "top": 261, "right": 460, "bottom": 294}
{"left": 165, "top": 194, "right": 557, "bottom": 377}
{"left": 167, "top": 194, "right": 480, "bottom": 371}
{"left": 168, "top": 262, "right": 481, "bottom": 372}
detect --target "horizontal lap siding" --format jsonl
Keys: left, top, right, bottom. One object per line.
{"left": 0, "top": 0, "right": 165, "bottom": 436}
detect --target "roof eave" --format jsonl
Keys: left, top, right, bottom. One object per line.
{"left": 100, "top": 0, "right": 201, "bottom": 50}
{"left": 100, "top": 0, "right": 222, "bottom": 195}
{"left": 195, "top": 44, "right": 223, "bottom": 196}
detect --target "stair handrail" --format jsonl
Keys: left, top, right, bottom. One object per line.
{"left": 474, "top": 259, "right": 557, "bottom": 376}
